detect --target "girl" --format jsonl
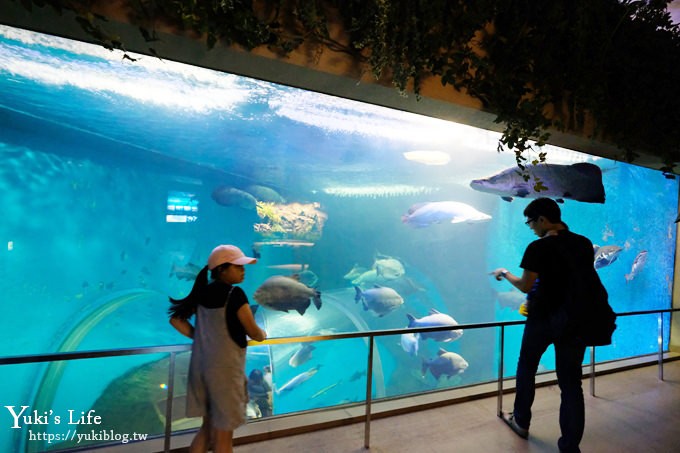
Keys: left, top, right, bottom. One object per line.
{"left": 169, "top": 244, "right": 267, "bottom": 453}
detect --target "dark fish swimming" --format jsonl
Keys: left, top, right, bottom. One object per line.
{"left": 253, "top": 275, "right": 322, "bottom": 315}
{"left": 469, "top": 162, "right": 605, "bottom": 203}
{"left": 169, "top": 262, "right": 202, "bottom": 281}
{"left": 211, "top": 185, "right": 257, "bottom": 209}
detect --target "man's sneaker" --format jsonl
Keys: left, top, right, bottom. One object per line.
{"left": 501, "top": 412, "right": 529, "bottom": 439}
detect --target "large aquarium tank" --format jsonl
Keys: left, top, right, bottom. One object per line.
{"left": 0, "top": 24, "right": 677, "bottom": 451}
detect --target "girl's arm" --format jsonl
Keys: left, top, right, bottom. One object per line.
{"left": 169, "top": 317, "right": 194, "bottom": 339}
{"left": 236, "top": 304, "right": 267, "bottom": 342}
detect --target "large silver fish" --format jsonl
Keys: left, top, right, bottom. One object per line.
{"left": 373, "top": 254, "right": 405, "bottom": 279}
{"left": 400, "top": 332, "right": 419, "bottom": 356}
{"left": 275, "top": 366, "right": 319, "bottom": 394}
{"left": 422, "top": 348, "right": 469, "bottom": 380}
{"left": 469, "top": 162, "right": 605, "bottom": 203}
{"left": 253, "top": 275, "right": 322, "bottom": 315}
{"left": 625, "top": 250, "right": 648, "bottom": 283}
{"left": 407, "top": 309, "right": 463, "bottom": 342}
{"left": 593, "top": 244, "right": 623, "bottom": 270}
{"left": 355, "top": 285, "right": 404, "bottom": 317}
{"left": 402, "top": 201, "right": 492, "bottom": 227}
{"left": 289, "top": 343, "right": 315, "bottom": 367}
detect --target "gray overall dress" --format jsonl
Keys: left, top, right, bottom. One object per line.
{"left": 186, "top": 288, "right": 248, "bottom": 431}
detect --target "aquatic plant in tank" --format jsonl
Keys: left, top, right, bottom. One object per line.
{"left": 0, "top": 24, "right": 677, "bottom": 451}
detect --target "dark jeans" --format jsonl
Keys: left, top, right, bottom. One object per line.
{"left": 513, "top": 316, "right": 587, "bottom": 453}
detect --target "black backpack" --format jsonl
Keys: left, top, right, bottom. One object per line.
{"left": 555, "top": 236, "right": 617, "bottom": 346}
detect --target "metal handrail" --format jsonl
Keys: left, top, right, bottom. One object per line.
{"left": 1, "top": 308, "right": 677, "bottom": 452}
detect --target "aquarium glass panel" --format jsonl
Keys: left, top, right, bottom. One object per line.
{"left": 1, "top": 354, "right": 169, "bottom": 452}
{"left": 0, "top": 24, "right": 677, "bottom": 450}
{"left": 265, "top": 338, "right": 369, "bottom": 415}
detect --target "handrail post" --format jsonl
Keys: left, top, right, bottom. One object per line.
{"left": 364, "top": 336, "right": 374, "bottom": 449}
{"left": 497, "top": 325, "right": 504, "bottom": 417}
{"left": 164, "top": 352, "right": 177, "bottom": 453}
{"left": 589, "top": 346, "right": 595, "bottom": 397}
{"left": 658, "top": 313, "right": 664, "bottom": 381}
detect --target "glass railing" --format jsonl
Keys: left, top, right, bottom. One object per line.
{"left": 1, "top": 308, "right": 676, "bottom": 452}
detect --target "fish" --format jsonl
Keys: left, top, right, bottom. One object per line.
{"left": 289, "top": 343, "right": 315, "bottom": 367}
{"left": 267, "top": 264, "right": 309, "bottom": 271}
{"left": 625, "top": 250, "right": 648, "bottom": 283}
{"left": 354, "top": 285, "right": 404, "bottom": 317}
{"left": 310, "top": 381, "right": 341, "bottom": 399}
{"left": 400, "top": 332, "right": 419, "bottom": 356}
{"left": 401, "top": 201, "right": 492, "bottom": 228}
{"left": 593, "top": 244, "right": 623, "bottom": 270}
{"left": 169, "top": 262, "right": 202, "bottom": 281}
{"left": 350, "top": 270, "right": 424, "bottom": 296}
{"left": 402, "top": 150, "right": 451, "bottom": 166}
{"left": 495, "top": 289, "right": 526, "bottom": 310}
{"left": 211, "top": 185, "right": 257, "bottom": 209}
{"left": 676, "top": 212, "right": 680, "bottom": 223}
{"left": 381, "top": 276, "right": 425, "bottom": 297}
{"left": 422, "top": 348, "right": 469, "bottom": 380}
{"left": 276, "top": 366, "right": 320, "bottom": 394}
{"left": 252, "top": 240, "right": 316, "bottom": 250}
{"left": 245, "top": 184, "right": 286, "bottom": 203}
{"left": 407, "top": 309, "right": 463, "bottom": 342}
{"left": 469, "top": 162, "right": 605, "bottom": 203}
{"left": 348, "top": 370, "right": 366, "bottom": 382}
{"left": 253, "top": 275, "right": 322, "bottom": 315}
{"left": 373, "top": 254, "right": 405, "bottom": 279}
{"left": 351, "top": 269, "right": 380, "bottom": 286}
{"left": 344, "top": 264, "right": 368, "bottom": 281}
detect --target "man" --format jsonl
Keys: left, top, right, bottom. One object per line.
{"left": 491, "top": 197, "right": 593, "bottom": 453}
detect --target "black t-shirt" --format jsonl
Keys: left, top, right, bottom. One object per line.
{"left": 199, "top": 280, "right": 249, "bottom": 348}
{"left": 520, "top": 230, "right": 594, "bottom": 318}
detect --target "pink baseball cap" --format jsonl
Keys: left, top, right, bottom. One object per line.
{"left": 208, "top": 245, "right": 257, "bottom": 270}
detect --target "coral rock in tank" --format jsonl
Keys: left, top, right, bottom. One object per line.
{"left": 254, "top": 201, "right": 328, "bottom": 241}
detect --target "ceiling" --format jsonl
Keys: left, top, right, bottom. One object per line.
{"left": 1, "top": 1, "right": 679, "bottom": 172}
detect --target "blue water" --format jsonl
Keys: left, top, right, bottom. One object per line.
{"left": 0, "top": 24, "right": 677, "bottom": 451}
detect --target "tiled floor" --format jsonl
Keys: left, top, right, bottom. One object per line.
{"left": 232, "top": 360, "right": 680, "bottom": 453}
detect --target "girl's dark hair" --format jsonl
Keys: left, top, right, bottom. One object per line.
{"left": 168, "top": 265, "right": 209, "bottom": 319}
{"left": 210, "top": 262, "right": 231, "bottom": 281}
